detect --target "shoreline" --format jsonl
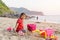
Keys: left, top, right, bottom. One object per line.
{"left": 0, "top": 16, "right": 60, "bottom": 24}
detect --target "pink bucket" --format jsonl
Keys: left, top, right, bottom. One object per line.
{"left": 27, "top": 24, "right": 36, "bottom": 32}
{"left": 45, "top": 28, "right": 54, "bottom": 36}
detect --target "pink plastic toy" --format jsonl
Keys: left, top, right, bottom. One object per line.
{"left": 27, "top": 24, "right": 36, "bottom": 32}
{"left": 6, "top": 27, "right": 13, "bottom": 32}
{"left": 45, "top": 28, "right": 54, "bottom": 37}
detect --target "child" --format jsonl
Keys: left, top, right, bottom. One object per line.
{"left": 15, "top": 13, "right": 26, "bottom": 34}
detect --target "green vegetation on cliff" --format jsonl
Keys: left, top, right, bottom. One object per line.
{"left": 0, "top": 0, "right": 11, "bottom": 14}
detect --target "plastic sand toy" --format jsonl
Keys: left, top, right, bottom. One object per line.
{"left": 32, "top": 28, "right": 57, "bottom": 40}
{"left": 6, "top": 27, "right": 13, "bottom": 32}
{"left": 27, "top": 24, "right": 36, "bottom": 32}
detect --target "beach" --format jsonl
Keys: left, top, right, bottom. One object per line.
{"left": 0, "top": 17, "right": 60, "bottom": 40}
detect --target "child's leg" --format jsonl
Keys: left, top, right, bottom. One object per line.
{"left": 22, "top": 30, "right": 26, "bottom": 33}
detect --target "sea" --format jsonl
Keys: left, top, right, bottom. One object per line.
{"left": 28, "top": 15, "right": 60, "bottom": 24}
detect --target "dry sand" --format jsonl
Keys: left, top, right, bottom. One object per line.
{"left": 0, "top": 17, "right": 60, "bottom": 40}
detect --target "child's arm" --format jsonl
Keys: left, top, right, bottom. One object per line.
{"left": 14, "top": 22, "right": 19, "bottom": 31}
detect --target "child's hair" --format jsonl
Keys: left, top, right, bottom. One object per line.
{"left": 19, "top": 13, "right": 26, "bottom": 18}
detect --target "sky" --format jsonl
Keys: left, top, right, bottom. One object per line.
{"left": 2, "top": 0, "right": 60, "bottom": 15}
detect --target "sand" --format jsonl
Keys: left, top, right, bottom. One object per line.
{"left": 0, "top": 17, "right": 60, "bottom": 40}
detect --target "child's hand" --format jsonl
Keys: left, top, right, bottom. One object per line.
{"left": 13, "top": 28, "right": 16, "bottom": 32}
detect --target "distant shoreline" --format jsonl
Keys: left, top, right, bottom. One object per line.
{"left": 0, "top": 17, "right": 60, "bottom": 24}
